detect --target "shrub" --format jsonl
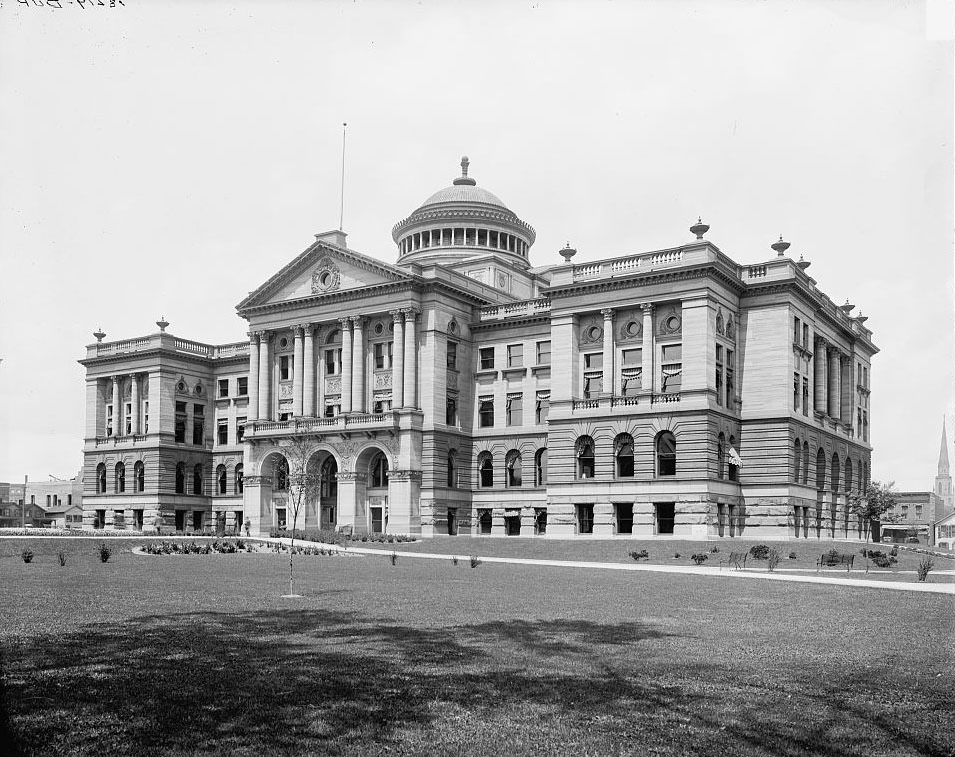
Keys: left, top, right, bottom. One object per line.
{"left": 917, "top": 558, "right": 934, "bottom": 582}
{"left": 788, "top": 551, "right": 797, "bottom": 560}
{"left": 709, "top": 546, "right": 720, "bottom": 553}
{"left": 57, "top": 551, "right": 67, "bottom": 566}
{"left": 451, "top": 555, "right": 459, "bottom": 566}
{"left": 629, "top": 549, "right": 649, "bottom": 561}
{"left": 21, "top": 549, "right": 34, "bottom": 564}
{"left": 673, "top": 553, "right": 681, "bottom": 559}
{"left": 469, "top": 555, "right": 481, "bottom": 568}
{"left": 767, "top": 548, "right": 781, "bottom": 572}
{"left": 890, "top": 545, "right": 899, "bottom": 557}
{"left": 690, "top": 553, "right": 708, "bottom": 565}
{"left": 864, "top": 549, "right": 892, "bottom": 568}
{"left": 98, "top": 543, "right": 113, "bottom": 563}
{"left": 749, "top": 544, "right": 770, "bottom": 560}
{"left": 389, "top": 550, "right": 398, "bottom": 566}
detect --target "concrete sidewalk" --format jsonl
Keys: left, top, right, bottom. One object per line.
{"left": 268, "top": 537, "right": 955, "bottom": 595}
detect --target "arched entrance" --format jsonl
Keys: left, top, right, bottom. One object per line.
{"left": 355, "top": 445, "right": 390, "bottom": 535}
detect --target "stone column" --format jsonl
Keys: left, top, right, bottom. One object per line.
{"left": 141, "top": 373, "right": 149, "bottom": 433}
{"left": 247, "top": 332, "right": 260, "bottom": 422}
{"left": 403, "top": 309, "right": 418, "bottom": 409}
{"left": 340, "top": 317, "right": 353, "bottom": 413}
{"left": 601, "top": 309, "right": 615, "bottom": 396}
{"left": 292, "top": 326, "right": 304, "bottom": 416}
{"left": 351, "top": 316, "right": 366, "bottom": 413}
{"left": 814, "top": 338, "right": 828, "bottom": 415}
{"left": 130, "top": 373, "right": 140, "bottom": 435}
{"left": 390, "top": 309, "right": 405, "bottom": 409}
{"left": 828, "top": 347, "right": 841, "bottom": 420}
{"left": 111, "top": 376, "right": 122, "bottom": 436}
{"left": 640, "top": 303, "right": 654, "bottom": 394}
{"left": 303, "top": 324, "right": 315, "bottom": 416}
{"left": 258, "top": 332, "right": 272, "bottom": 421}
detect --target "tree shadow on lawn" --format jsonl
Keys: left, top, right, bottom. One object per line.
{"left": 2, "top": 609, "right": 950, "bottom": 756}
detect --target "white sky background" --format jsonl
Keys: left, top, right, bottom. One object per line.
{"left": 0, "top": 0, "right": 952, "bottom": 490}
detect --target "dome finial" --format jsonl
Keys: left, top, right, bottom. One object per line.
{"left": 453, "top": 155, "right": 476, "bottom": 186}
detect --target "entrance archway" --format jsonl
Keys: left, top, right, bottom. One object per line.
{"left": 355, "top": 445, "right": 391, "bottom": 535}
{"left": 319, "top": 455, "right": 339, "bottom": 530}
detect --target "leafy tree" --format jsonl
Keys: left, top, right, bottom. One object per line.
{"left": 848, "top": 480, "right": 899, "bottom": 543}
{"left": 279, "top": 435, "right": 321, "bottom": 597}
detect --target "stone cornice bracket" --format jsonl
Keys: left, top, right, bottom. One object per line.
{"left": 389, "top": 309, "right": 404, "bottom": 322}
{"left": 600, "top": 308, "right": 615, "bottom": 321}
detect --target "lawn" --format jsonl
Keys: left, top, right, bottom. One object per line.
{"left": 1, "top": 538, "right": 953, "bottom": 756}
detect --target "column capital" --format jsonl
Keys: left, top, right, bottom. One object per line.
{"left": 338, "top": 317, "right": 353, "bottom": 331}
{"left": 815, "top": 335, "right": 829, "bottom": 348}
{"left": 640, "top": 302, "right": 654, "bottom": 314}
{"left": 402, "top": 308, "right": 419, "bottom": 322}
{"left": 302, "top": 323, "right": 316, "bottom": 336}
{"left": 292, "top": 325, "right": 304, "bottom": 337}
{"left": 600, "top": 308, "right": 615, "bottom": 321}
{"left": 350, "top": 315, "right": 365, "bottom": 329}
{"left": 248, "top": 331, "right": 261, "bottom": 343}
{"left": 259, "top": 330, "right": 274, "bottom": 344}
{"left": 111, "top": 375, "right": 121, "bottom": 383}
{"left": 389, "top": 309, "right": 404, "bottom": 323}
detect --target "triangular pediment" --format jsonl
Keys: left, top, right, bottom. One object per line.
{"left": 237, "top": 240, "right": 413, "bottom": 312}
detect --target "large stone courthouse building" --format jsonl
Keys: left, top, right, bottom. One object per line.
{"left": 79, "top": 158, "right": 877, "bottom": 540}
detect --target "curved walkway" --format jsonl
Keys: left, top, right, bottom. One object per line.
{"left": 269, "top": 537, "right": 955, "bottom": 595}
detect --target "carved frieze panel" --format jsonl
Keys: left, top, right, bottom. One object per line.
{"left": 325, "top": 377, "right": 342, "bottom": 395}
{"left": 617, "top": 310, "right": 643, "bottom": 343}
{"left": 579, "top": 315, "right": 603, "bottom": 345}
{"left": 446, "top": 372, "right": 458, "bottom": 390}
{"left": 374, "top": 371, "right": 393, "bottom": 389}
{"left": 656, "top": 305, "right": 682, "bottom": 337}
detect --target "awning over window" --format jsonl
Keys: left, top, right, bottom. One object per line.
{"left": 728, "top": 447, "right": 743, "bottom": 467}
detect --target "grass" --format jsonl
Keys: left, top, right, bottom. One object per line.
{"left": 0, "top": 538, "right": 952, "bottom": 756}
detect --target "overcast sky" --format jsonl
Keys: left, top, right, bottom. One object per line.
{"left": 0, "top": 0, "right": 952, "bottom": 491}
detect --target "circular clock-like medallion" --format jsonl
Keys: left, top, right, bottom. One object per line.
{"left": 666, "top": 315, "right": 679, "bottom": 331}
{"left": 625, "top": 320, "right": 640, "bottom": 336}
{"left": 177, "top": 381, "right": 186, "bottom": 392}
{"left": 195, "top": 384, "right": 203, "bottom": 395}
{"left": 589, "top": 325, "right": 602, "bottom": 341}
{"left": 374, "top": 322, "right": 384, "bottom": 336}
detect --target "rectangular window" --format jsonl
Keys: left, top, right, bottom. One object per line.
{"left": 325, "top": 349, "right": 339, "bottom": 376}
{"left": 144, "top": 401, "right": 149, "bottom": 434}
{"left": 802, "top": 324, "right": 809, "bottom": 348}
{"left": 715, "top": 345, "right": 724, "bottom": 406}
{"left": 374, "top": 341, "right": 393, "bottom": 370}
{"left": 218, "top": 379, "right": 229, "bottom": 398}
{"left": 276, "top": 508, "right": 287, "bottom": 530}
{"left": 280, "top": 355, "right": 291, "bottom": 381}
{"left": 324, "top": 403, "right": 340, "bottom": 418}
{"left": 793, "top": 317, "right": 801, "bottom": 344}
{"left": 725, "top": 350, "right": 734, "bottom": 406}
{"left": 901, "top": 505, "right": 909, "bottom": 518}
{"left": 373, "top": 398, "right": 392, "bottom": 414}
{"left": 507, "top": 344, "right": 523, "bottom": 368}
{"left": 794, "top": 372, "right": 800, "bottom": 411}
{"left": 655, "top": 502, "right": 675, "bottom": 534}
{"left": 447, "top": 342, "right": 458, "bottom": 370}
{"left": 916, "top": 505, "right": 923, "bottom": 519}
{"left": 661, "top": 344, "right": 682, "bottom": 394}
{"left": 576, "top": 504, "right": 594, "bottom": 535}
{"left": 175, "top": 401, "right": 187, "bottom": 444}
{"left": 106, "top": 406, "right": 114, "bottom": 437}
{"left": 278, "top": 412, "right": 291, "bottom": 422}
{"left": 237, "top": 377, "right": 248, "bottom": 396}
{"left": 536, "top": 341, "right": 551, "bottom": 365}
{"left": 125, "top": 403, "right": 132, "bottom": 436}
{"left": 583, "top": 353, "right": 603, "bottom": 398}
{"left": 446, "top": 396, "right": 458, "bottom": 426}
{"left": 236, "top": 418, "right": 246, "bottom": 443}
{"left": 585, "top": 353, "right": 603, "bottom": 371}
{"left": 506, "top": 394, "right": 523, "bottom": 426}
{"left": 479, "top": 397, "right": 494, "bottom": 428}
{"left": 479, "top": 347, "right": 495, "bottom": 370}
{"left": 802, "top": 378, "right": 809, "bottom": 417}
{"left": 217, "top": 423, "right": 228, "bottom": 446}
{"left": 193, "top": 404, "right": 204, "bottom": 445}
{"left": 536, "top": 393, "right": 550, "bottom": 424}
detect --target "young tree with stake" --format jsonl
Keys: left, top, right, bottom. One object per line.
{"left": 280, "top": 435, "right": 322, "bottom": 597}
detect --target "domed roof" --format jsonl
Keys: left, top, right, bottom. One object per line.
{"left": 414, "top": 156, "right": 508, "bottom": 211}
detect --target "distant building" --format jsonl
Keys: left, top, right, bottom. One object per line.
{"left": 24, "top": 472, "right": 83, "bottom": 518}
{"left": 43, "top": 503, "right": 85, "bottom": 529}
{"left": 933, "top": 419, "right": 953, "bottom": 513}
{"left": 0, "top": 482, "right": 27, "bottom": 527}
{"left": 883, "top": 491, "right": 944, "bottom": 545}
{"left": 78, "top": 157, "right": 878, "bottom": 540}
{"left": 934, "top": 510, "right": 955, "bottom": 550}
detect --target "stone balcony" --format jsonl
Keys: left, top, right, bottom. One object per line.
{"left": 246, "top": 411, "right": 398, "bottom": 439}
{"left": 85, "top": 333, "right": 250, "bottom": 361}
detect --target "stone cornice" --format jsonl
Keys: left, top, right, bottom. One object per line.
{"left": 470, "top": 314, "right": 552, "bottom": 332}
{"left": 79, "top": 349, "right": 251, "bottom": 370}
{"left": 392, "top": 206, "right": 537, "bottom": 245}
{"left": 239, "top": 280, "right": 420, "bottom": 317}
{"left": 542, "top": 263, "right": 747, "bottom": 299}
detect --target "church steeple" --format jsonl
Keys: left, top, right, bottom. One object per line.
{"left": 939, "top": 418, "right": 950, "bottom": 477}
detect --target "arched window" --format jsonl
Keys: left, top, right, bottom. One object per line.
{"left": 845, "top": 458, "right": 853, "bottom": 494}
{"left": 235, "top": 463, "right": 244, "bottom": 494}
{"left": 325, "top": 329, "right": 340, "bottom": 344}
{"left": 793, "top": 438, "right": 801, "bottom": 482}
{"left": 478, "top": 451, "right": 494, "bottom": 488}
{"left": 802, "top": 442, "right": 810, "bottom": 485}
{"left": 830, "top": 453, "right": 840, "bottom": 493}
{"left": 97, "top": 463, "right": 107, "bottom": 494}
{"left": 193, "top": 464, "right": 203, "bottom": 495}
{"left": 134, "top": 461, "right": 145, "bottom": 492}
{"left": 175, "top": 462, "right": 186, "bottom": 494}
{"left": 717, "top": 433, "right": 726, "bottom": 480}
{"left": 115, "top": 462, "right": 126, "bottom": 493}
{"left": 576, "top": 436, "right": 595, "bottom": 479}
{"left": 321, "top": 457, "right": 338, "bottom": 499}
{"left": 815, "top": 448, "right": 826, "bottom": 490}
{"left": 727, "top": 435, "right": 739, "bottom": 482}
{"left": 535, "top": 448, "right": 547, "bottom": 486}
{"left": 447, "top": 450, "right": 457, "bottom": 488}
{"left": 274, "top": 458, "right": 288, "bottom": 491}
{"left": 505, "top": 450, "right": 522, "bottom": 488}
{"left": 370, "top": 453, "right": 389, "bottom": 488}
{"left": 615, "top": 433, "right": 635, "bottom": 478}
{"left": 217, "top": 464, "right": 227, "bottom": 495}
{"left": 656, "top": 431, "right": 676, "bottom": 476}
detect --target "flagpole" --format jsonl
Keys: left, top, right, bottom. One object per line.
{"left": 339, "top": 122, "right": 347, "bottom": 231}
